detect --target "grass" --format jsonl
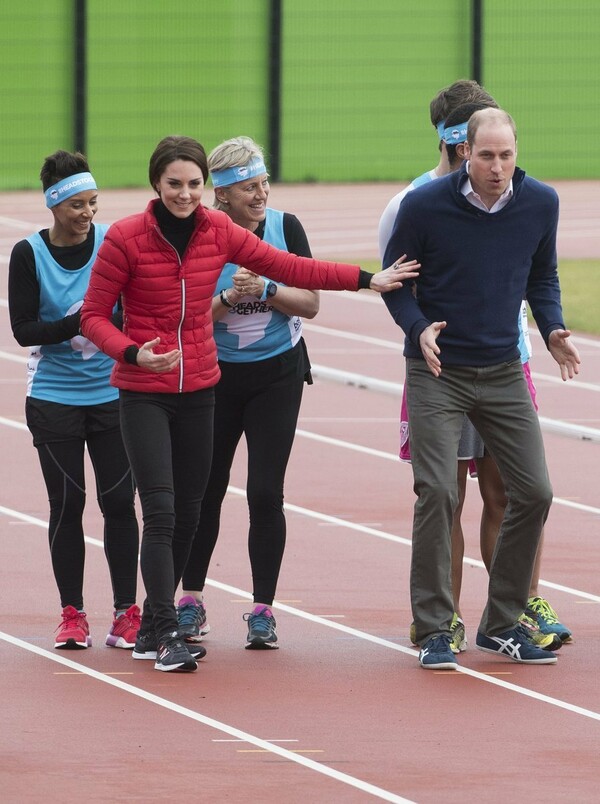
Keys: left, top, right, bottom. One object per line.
{"left": 357, "top": 259, "right": 600, "bottom": 336}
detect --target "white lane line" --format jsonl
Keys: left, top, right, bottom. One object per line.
{"left": 0, "top": 631, "right": 413, "bottom": 804}
{"left": 2, "top": 501, "right": 600, "bottom": 723}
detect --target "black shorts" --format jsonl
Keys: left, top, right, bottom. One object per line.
{"left": 26, "top": 397, "right": 121, "bottom": 446}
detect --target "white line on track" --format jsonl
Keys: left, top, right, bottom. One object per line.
{"left": 0, "top": 629, "right": 413, "bottom": 804}
{"left": 2, "top": 501, "right": 600, "bottom": 724}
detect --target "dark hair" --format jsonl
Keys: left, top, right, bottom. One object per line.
{"left": 444, "top": 100, "right": 498, "bottom": 168}
{"left": 148, "top": 135, "right": 208, "bottom": 189}
{"left": 429, "top": 79, "right": 496, "bottom": 128}
{"left": 40, "top": 150, "right": 90, "bottom": 191}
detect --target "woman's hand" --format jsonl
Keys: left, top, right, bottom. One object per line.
{"left": 369, "top": 255, "right": 420, "bottom": 293}
{"left": 232, "top": 267, "right": 262, "bottom": 297}
{"left": 136, "top": 337, "right": 181, "bottom": 373}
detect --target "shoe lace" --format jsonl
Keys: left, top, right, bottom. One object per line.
{"left": 244, "top": 609, "right": 275, "bottom": 635}
{"left": 178, "top": 602, "right": 200, "bottom": 628}
{"left": 428, "top": 634, "right": 452, "bottom": 653}
{"left": 529, "top": 597, "right": 559, "bottom": 625}
{"left": 56, "top": 609, "right": 86, "bottom": 632}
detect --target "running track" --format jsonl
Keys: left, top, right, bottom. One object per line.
{"left": 1, "top": 184, "right": 599, "bottom": 803}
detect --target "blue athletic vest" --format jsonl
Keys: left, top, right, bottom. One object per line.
{"left": 26, "top": 224, "right": 118, "bottom": 404}
{"left": 213, "top": 209, "right": 303, "bottom": 362}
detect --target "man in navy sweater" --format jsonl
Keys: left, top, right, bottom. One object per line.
{"left": 383, "top": 108, "right": 580, "bottom": 670}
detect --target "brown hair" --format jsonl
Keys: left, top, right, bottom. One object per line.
{"left": 429, "top": 79, "right": 497, "bottom": 128}
{"left": 148, "top": 135, "right": 208, "bottom": 190}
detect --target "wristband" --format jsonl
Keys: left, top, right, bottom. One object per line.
{"left": 220, "top": 289, "right": 234, "bottom": 308}
{"left": 260, "top": 280, "right": 278, "bottom": 301}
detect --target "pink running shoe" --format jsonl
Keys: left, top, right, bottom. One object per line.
{"left": 105, "top": 604, "right": 141, "bottom": 649}
{"left": 55, "top": 606, "right": 91, "bottom": 649}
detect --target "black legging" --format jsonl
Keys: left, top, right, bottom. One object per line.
{"left": 119, "top": 388, "right": 215, "bottom": 640}
{"left": 182, "top": 342, "right": 305, "bottom": 605}
{"left": 35, "top": 429, "right": 138, "bottom": 611}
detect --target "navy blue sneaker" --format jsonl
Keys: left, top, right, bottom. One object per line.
{"left": 243, "top": 606, "right": 278, "bottom": 649}
{"left": 419, "top": 634, "right": 458, "bottom": 670}
{"left": 476, "top": 624, "right": 557, "bottom": 664}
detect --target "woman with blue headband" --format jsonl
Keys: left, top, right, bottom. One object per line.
{"left": 80, "top": 134, "right": 419, "bottom": 673}
{"left": 8, "top": 150, "right": 140, "bottom": 652}
{"left": 178, "top": 136, "right": 320, "bottom": 650}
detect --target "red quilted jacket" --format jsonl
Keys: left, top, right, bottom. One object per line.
{"left": 81, "top": 199, "right": 361, "bottom": 393}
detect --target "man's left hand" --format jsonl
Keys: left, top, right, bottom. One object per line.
{"left": 548, "top": 329, "right": 581, "bottom": 381}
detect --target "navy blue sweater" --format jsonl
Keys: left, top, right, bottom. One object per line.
{"left": 382, "top": 164, "right": 565, "bottom": 366}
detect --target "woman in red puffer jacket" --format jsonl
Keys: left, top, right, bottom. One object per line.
{"left": 81, "top": 134, "right": 419, "bottom": 673}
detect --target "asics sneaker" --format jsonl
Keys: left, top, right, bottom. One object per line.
{"left": 419, "top": 634, "right": 457, "bottom": 670}
{"left": 243, "top": 605, "right": 278, "bottom": 649}
{"left": 475, "top": 624, "right": 557, "bottom": 664}
{"left": 518, "top": 612, "right": 562, "bottom": 651}
{"left": 526, "top": 596, "right": 572, "bottom": 642}
{"left": 133, "top": 630, "right": 206, "bottom": 661}
{"left": 154, "top": 632, "right": 198, "bottom": 672}
{"left": 450, "top": 613, "right": 467, "bottom": 653}
{"left": 105, "top": 604, "right": 141, "bottom": 649}
{"left": 54, "top": 606, "right": 91, "bottom": 649}
{"left": 176, "top": 595, "right": 210, "bottom": 643}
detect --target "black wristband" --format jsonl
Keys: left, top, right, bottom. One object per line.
{"left": 220, "top": 289, "right": 234, "bottom": 308}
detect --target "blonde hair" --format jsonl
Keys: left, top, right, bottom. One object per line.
{"left": 208, "top": 136, "right": 267, "bottom": 211}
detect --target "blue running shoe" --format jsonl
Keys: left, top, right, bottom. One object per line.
{"left": 177, "top": 596, "right": 210, "bottom": 643}
{"left": 526, "top": 597, "right": 572, "bottom": 643}
{"left": 476, "top": 624, "right": 557, "bottom": 664}
{"left": 419, "top": 634, "right": 458, "bottom": 670}
{"left": 243, "top": 605, "right": 278, "bottom": 649}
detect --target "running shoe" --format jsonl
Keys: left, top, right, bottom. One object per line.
{"left": 54, "top": 605, "right": 91, "bottom": 649}
{"left": 243, "top": 605, "right": 278, "bottom": 649}
{"left": 132, "top": 631, "right": 206, "bottom": 661}
{"left": 526, "top": 596, "right": 572, "bottom": 642}
{"left": 518, "top": 612, "right": 562, "bottom": 652}
{"left": 176, "top": 595, "right": 210, "bottom": 643}
{"left": 419, "top": 634, "right": 457, "bottom": 670}
{"left": 155, "top": 632, "right": 198, "bottom": 672}
{"left": 449, "top": 613, "right": 467, "bottom": 653}
{"left": 105, "top": 604, "right": 141, "bottom": 649}
{"left": 475, "top": 624, "right": 557, "bottom": 664}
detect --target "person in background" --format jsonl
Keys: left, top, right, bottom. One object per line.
{"left": 8, "top": 150, "right": 140, "bottom": 651}
{"left": 383, "top": 108, "right": 580, "bottom": 670}
{"left": 379, "top": 82, "right": 571, "bottom": 652}
{"left": 178, "top": 136, "right": 319, "bottom": 650}
{"left": 81, "top": 135, "right": 419, "bottom": 673}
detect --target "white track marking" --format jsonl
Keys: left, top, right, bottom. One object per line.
{"left": 0, "top": 630, "right": 413, "bottom": 804}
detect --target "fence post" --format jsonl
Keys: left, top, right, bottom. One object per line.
{"left": 471, "top": 0, "right": 483, "bottom": 86}
{"left": 268, "top": 0, "right": 282, "bottom": 181}
{"left": 74, "top": 0, "right": 87, "bottom": 154}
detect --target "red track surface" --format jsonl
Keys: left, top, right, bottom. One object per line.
{"left": 1, "top": 185, "right": 599, "bottom": 803}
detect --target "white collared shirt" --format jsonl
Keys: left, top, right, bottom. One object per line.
{"left": 462, "top": 161, "right": 513, "bottom": 213}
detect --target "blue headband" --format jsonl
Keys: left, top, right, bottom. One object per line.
{"left": 45, "top": 172, "right": 97, "bottom": 208}
{"left": 436, "top": 120, "right": 446, "bottom": 140}
{"left": 210, "top": 158, "right": 267, "bottom": 188}
{"left": 443, "top": 122, "right": 468, "bottom": 145}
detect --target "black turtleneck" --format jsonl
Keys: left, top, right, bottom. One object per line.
{"left": 154, "top": 199, "right": 197, "bottom": 259}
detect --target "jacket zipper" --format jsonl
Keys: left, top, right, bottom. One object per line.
{"left": 155, "top": 226, "right": 185, "bottom": 392}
